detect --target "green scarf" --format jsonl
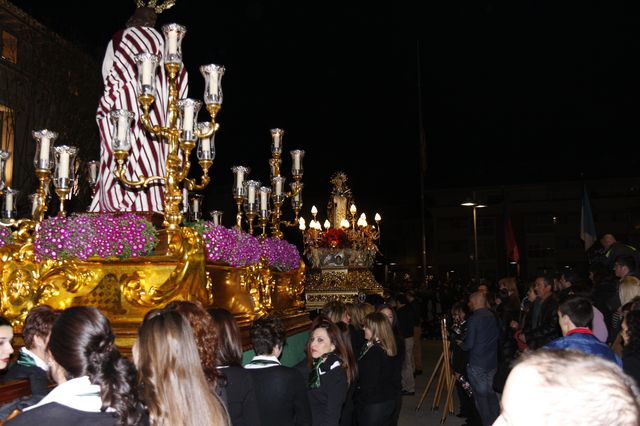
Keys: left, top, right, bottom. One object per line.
{"left": 16, "top": 350, "right": 38, "bottom": 368}
{"left": 308, "top": 352, "right": 334, "bottom": 390}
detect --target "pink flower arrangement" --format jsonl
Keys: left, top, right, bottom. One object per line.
{"left": 34, "top": 213, "right": 158, "bottom": 261}
{"left": 0, "top": 228, "right": 11, "bottom": 248}
{"left": 261, "top": 237, "right": 301, "bottom": 272}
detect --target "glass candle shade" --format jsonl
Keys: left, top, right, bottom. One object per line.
{"left": 0, "top": 150, "right": 9, "bottom": 191}
{"left": 270, "top": 128, "right": 284, "bottom": 156}
{"left": 290, "top": 149, "right": 305, "bottom": 178}
{"left": 135, "top": 53, "right": 160, "bottom": 97}
{"left": 195, "top": 122, "right": 215, "bottom": 160}
{"left": 189, "top": 194, "right": 203, "bottom": 221}
{"left": 29, "top": 193, "right": 40, "bottom": 219}
{"left": 269, "top": 158, "right": 281, "bottom": 180}
{"left": 210, "top": 210, "right": 223, "bottom": 226}
{"left": 290, "top": 181, "right": 303, "bottom": 210}
{"left": 258, "top": 186, "right": 271, "bottom": 216}
{"left": 162, "top": 23, "right": 187, "bottom": 65}
{"left": 2, "top": 188, "right": 19, "bottom": 220}
{"left": 243, "top": 180, "right": 261, "bottom": 213}
{"left": 32, "top": 129, "right": 58, "bottom": 170}
{"left": 200, "top": 64, "right": 225, "bottom": 106}
{"left": 86, "top": 160, "right": 99, "bottom": 187}
{"left": 231, "top": 166, "right": 250, "bottom": 198}
{"left": 177, "top": 98, "right": 202, "bottom": 142}
{"left": 53, "top": 145, "right": 79, "bottom": 190}
{"left": 271, "top": 176, "right": 286, "bottom": 203}
{"left": 110, "top": 110, "right": 135, "bottom": 153}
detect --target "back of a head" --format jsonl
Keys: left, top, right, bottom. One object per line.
{"left": 499, "top": 349, "right": 640, "bottom": 426}
{"left": 50, "top": 306, "right": 142, "bottom": 426}
{"left": 558, "top": 296, "right": 593, "bottom": 328}
{"left": 616, "top": 255, "right": 637, "bottom": 273}
{"left": 250, "top": 316, "right": 285, "bottom": 356}
{"left": 322, "top": 300, "right": 347, "bottom": 324}
{"left": 137, "top": 309, "right": 229, "bottom": 426}
{"left": 208, "top": 307, "right": 243, "bottom": 366}
{"left": 126, "top": 6, "right": 157, "bottom": 28}
{"left": 22, "top": 305, "right": 58, "bottom": 349}
{"left": 364, "top": 312, "right": 397, "bottom": 357}
{"left": 620, "top": 277, "right": 640, "bottom": 306}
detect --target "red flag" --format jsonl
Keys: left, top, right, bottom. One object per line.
{"left": 505, "top": 211, "right": 520, "bottom": 263}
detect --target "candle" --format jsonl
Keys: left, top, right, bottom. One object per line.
{"left": 117, "top": 114, "right": 128, "bottom": 141}
{"left": 40, "top": 137, "right": 50, "bottom": 162}
{"left": 323, "top": 219, "right": 330, "bottom": 229}
{"left": 275, "top": 179, "right": 282, "bottom": 195}
{"left": 201, "top": 136, "right": 211, "bottom": 153}
{"left": 236, "top": 169, "right": 245, "bottom": 189}
{"left": 350, "top": 204, "right": 357, "bottom": 215}
{"left": 167, "top": 30, "right": 178, "bottom": 55}
{"left": 260, "top": 190, "right": 268, "bottom": 211}
{"left": 88, "top": 161, "right": 98, "bottom": 182}
{"left": 183, "top": 103, "right": 194, "bottom": 131}
{"left": 142, "top": 58, "right": 153, "bottom": 85}
{"left": 375, "top": 213, "right": 382, "bottom": 222}
{"left": 340, "top": 218, "right": 350, "bottom": 228}
{"left": 30, "top": 194, "right": 38, "bottom": 217}
{"left": 58, "top": 152, "right": 70, "bottom": 179}
{"left": 272, "top": 129, "right": 283, "bottom": 149}
{"left": 208, "top": 73, "right": 218, "bottom": 98}
{"left": 293, "top": 152, "right": 301, "bottom": 169}
{"left": 299, "top": 217, "right": 306, "bottom": 230}
{"left": 5, "top": 191, "right": 13, "bottom": 211}
{"left": 248, "top": 185, "right": 256, "bottom": 204}
{"left": 311, "top": 205, "right": 318, "bottom": 215}
{"left": 192, "top": 198, "right": 200, "bottom": 214}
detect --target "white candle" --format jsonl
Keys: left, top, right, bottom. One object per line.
{"left": 167, "top": 31, "right": 178, "bottom": 55}
{"left": 40, "top": 137, "right": 50, "bottom": 162}
{"left": 89, "top": 162, "right": 98, "bottom": 181}
{"left": 273, "top": 133, "right": 281, "bottom": 148}
{"left": 59, "top": 153, "right": 70, "bottom": 179}
{"left": 183, "top": 104, "right": 194, "bottom": 131}
{"left": 192, "top": 198, "right": 200, "bottom": 214}
{"left": 208, "top": 73, "right": 218, "bottom": 98}
{"left": 248, "top": 185, "right": 256, "bottom": 204}
{"left": 117, "top": 115, "right": 128, "bottom": 141}
{"left": 142, "top": 58, "right": 153, "bottom": 85}
{"left": 236, "top": 170, "right": 245, "bottom": 189}
{"left": 260, "top": 190, "right": 268, "bottom": 210}
{"left": 324, "top": 219, "right": 330, "bottom": 229}
{"left": 311, "top": 205, "right": 318, "bottom": 215}
{"left": 201, "top": 136, "right": 211, "bottom": 153}
{"left": 299, "top": 217, "right": 306, "bottom": 230}
{"left": 293, "top": 152, "right": 301, "bottom": 169}
{"left": 5, "top": 192, "right": 13, "bottom": 211}
{"left": 275, "top": 179, "right": 282, "bottom": 195}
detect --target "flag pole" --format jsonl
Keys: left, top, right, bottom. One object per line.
{"left": 417, "top": 40, "right": 428, "bottom": 285}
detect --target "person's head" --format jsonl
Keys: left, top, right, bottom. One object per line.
{"left": 0, "top": 316, "right": 13, "bottom": 369}
{"left": 250, "top": 316, "right": 286, "bottom": 357}
{"left": 477, "top": 282, "right": 490, "bottom": 295}
{"left": 622, "top": 310, "right": 640, "bottom": 353}
{"left": 526, "top": 284, "right": 537, "bottom": 303}
{"left": 377, "top": 303, "right": 397, "bottom": 328}
{"left": 614, "top": 255, "right": 636, "bottom": 279}
{"left": 600, "top": 234, "right": 617, "bottom": 251}
{"left": 451, "top": 301, "right": 468, "bottom": 322}
{"left": 306, "top": 316, "right": 357, "bottom": 384}
{"left": 135, "top": 309, "right": 229, "bottom": 426}
{"left": 589, "top": 261, "right": 613, "bottom": 284}
{"left": 468, "top": 291, "right": 487, "bottom": 311}
{"left": 534, "top": 276, "right": 554, "bottom": 299}
{"left": 165, "top": 300, "right": 222, "bottom": 390}
{"left": 494, "top": 349, "right": 640, "bottom": 426}
{"left": 49, "top": 306, "right": 143, "bottom": 426}
{"left": 362, "top": 312, "right": 397, "bottom": 357}
{"left": 498, "top": 277, "right": 520, "bottom": 300}
{"left": 322, "top": 300, "right": 349, "bottom": 324}
{"left": 126, "top": 6, "right": 157, "bottom": 28}
{"left": 557, "top": 296, "right": 593, "bottom": 335}
{"left": 619, "top": 277, "right": 640, "bottom": 307}
{"left": 22, "top": 305, "right": 58, "bottom": 361}
{"left": 559, "top": 270, "right": 580, "bottom": 290}
{"left": 208, "top": 307, "right": 243, "bottom": 367}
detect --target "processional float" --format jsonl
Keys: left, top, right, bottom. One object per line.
{"left": 0, "top": 20, "right": 309, "bottom": 344}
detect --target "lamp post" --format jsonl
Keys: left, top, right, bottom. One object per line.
{"left": 461, "top": 198, "right": 486, "bottom": 282}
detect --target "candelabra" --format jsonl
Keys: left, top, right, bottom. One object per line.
{"left": 231, "top": 128, "right": 305, "bottom": 239}
{"left": 111, "top": 23, "right": 225, "bottom": 233}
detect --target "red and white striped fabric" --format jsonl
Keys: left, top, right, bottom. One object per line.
{"left": 89, "top": 26, "right": 189, "bottom": 213}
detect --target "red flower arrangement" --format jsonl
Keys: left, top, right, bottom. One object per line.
{"left": 322, "top": 227, "right": 349, "bottom": 248}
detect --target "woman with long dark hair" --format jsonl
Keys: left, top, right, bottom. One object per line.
{"left": 134, "top": 309, "right": 229, "bottom": 426}
{"left": 208, "top": 307, "right": 261, "bottom": 426}
{"left": 6, "top": 306, "right": 144, "bottom": 426}
{"left": 621, "top": 310, "right": 640, "bottom": 388}
{"left": 300, "top": 315, "right": 356, "bottom": 426}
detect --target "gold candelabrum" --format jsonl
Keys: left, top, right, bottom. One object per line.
{"left": 231, "top": 128, "right": 305, "bottom": 239}
{"left": 110, "top": 23, "right": 225, "bottom": 233}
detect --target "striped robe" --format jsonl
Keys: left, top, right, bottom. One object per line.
{"left": 90, "top": 26, "right": 189, "bottom": 213}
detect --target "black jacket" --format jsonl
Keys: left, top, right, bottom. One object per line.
{"left": 524, "top": 295, "right": 561, "bottom": 350}
{"left": 4, "top": 403, "right": 149, "bottom": 426}
{"left": 219, "top": 365, "right": 261, "bottom": 426}
{"left": 297, "top": 353, "right": 348, "bottom": 426}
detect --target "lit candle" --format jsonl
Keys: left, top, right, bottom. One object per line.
{"left": 271, "top": 129, "right": 283, "bottom": 149}
{"left": 167, "top": 30, "right": 178, "bottom": 55}
{"left": 260, "top": 190, "right": 268, "bottom": 210}
{"left": 275, "top": 179, "right": 282, "bottom": 195}
{"left": 208, "top": 73, "right": 218, "bottom": 99}
{"left": 201, "top": 136, "right": 211, "bottom": 153}
{"left": 183, "top": 103, "right": 194, "bottom": 131}
{"left": 350, "top": 204, "right": 357, "bottom": 215}
{"left": 117, "top": 114, "right": 128, "bottom": 141}
{"left": 323, "top": 219, "right": 330, "bottom": 229}
{"left": 236, "top": 169, "right": 245, "bottom": 189}
{"left": 5, "top": 191, "right": 13, "bottom": 211}
{"left": 311, "top": 205, "right": 318, "bottom": 215}
{"left": 299, "top": 217, "right": 306, "bottom": 230}
{"left": 58, "top": 152, "right": 70, "bottom": 179}
{"left": 293, "top": 151, "right": 301, "bottom": 169}
{"left": 192, "top": 198, "right": 200, "bottom": 214}
{"left": 375, "top": 213, "right": 382, "bottom": 222}
{"left": 340, "top": 218, "right": 350, "bottom": 228}
{"left": 142, "top": 58, "right": 153, "bottom": 85}
{"left": 40, "top": 137, "right": 50, "bottom": 162}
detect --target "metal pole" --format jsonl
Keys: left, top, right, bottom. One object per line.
{"left": 473, "top": 206, "right": 479, "bottom": 281}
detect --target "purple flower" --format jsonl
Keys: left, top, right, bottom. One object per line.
{"left": 261, "top": 237, "right": 301, "bottom": 272}
{"left": 0, "top": 228, "right": 11, "bottom": 248}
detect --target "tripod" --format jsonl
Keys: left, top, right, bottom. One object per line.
{"left": 416, "top": 317, "right": 456, "bottom": 423}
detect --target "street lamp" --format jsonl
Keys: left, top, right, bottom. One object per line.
{"left": 461, "top": 198, "right": 486, "bottom": 282}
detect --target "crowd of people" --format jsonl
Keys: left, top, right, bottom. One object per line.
{"left": 445, "top": 234, "right": 640, "bottom": 426}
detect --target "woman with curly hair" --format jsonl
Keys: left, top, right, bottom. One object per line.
{"left": 134, "top": 309, "right": 229, "bottom": 426}
{"left": 208, "top": 307, "right": 261, "bottom": 426}
{"left": 164, "top": 301, "right": 224, "bottom": 395}
{"left": 6, "top": 306, "right": 145, "bottom": 426}
{"left": 621, "top": 310, "right": 640, "bottom": 387}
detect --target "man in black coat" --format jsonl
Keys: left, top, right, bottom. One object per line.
{"left": 522, "top": 276, "right": 561, "bottom": 350}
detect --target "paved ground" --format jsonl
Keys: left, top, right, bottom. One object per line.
{"left": 399, "top": 339, "right": 468, "bottom": 426}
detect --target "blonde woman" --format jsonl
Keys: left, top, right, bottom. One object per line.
{"left": 134, "top": 309, "right": 229, "bottom": 426}
{"left": 354, "top": 312, "right": 397, "bottom": 426}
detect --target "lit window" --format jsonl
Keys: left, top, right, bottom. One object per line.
{"left": 2, "top": 31, "right": 17, "bottom": 64}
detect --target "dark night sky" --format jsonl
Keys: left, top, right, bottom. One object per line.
{"left": 10, "top": 0, "right": 640, "bottom": 214}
